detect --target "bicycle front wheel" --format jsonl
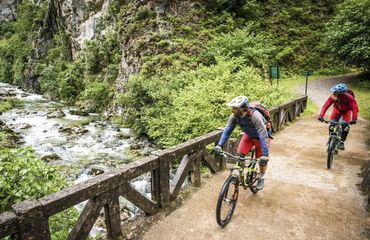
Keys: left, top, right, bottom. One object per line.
{"left": 327, "top": 137, "right": 336, "bottom": 169}
{"left": 216, "top": 175, "right": 239, "bottom": 226}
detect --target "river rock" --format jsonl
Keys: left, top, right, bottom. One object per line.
{"left": 47, "top": 109, "right": 66, "bottom": 118}
{"left": 41, "top": 153, "right": 61, "bottom": 162}
{"left": 69, "top": 108, "right": 89, "bottom": 116}
{"left": 88, "top": 167, "right": 105, "bottom": 176}
{"left": 12, "top": 123, "right": 32, "bottom": 130}
{"left": 58, "top": 126, "right": 88, "bottom": 135}
{"left": 0, "top": 89, "right": 16, "bottom": 98}
{"left": 116, "top": 132, "right": 131, "bottom": 139}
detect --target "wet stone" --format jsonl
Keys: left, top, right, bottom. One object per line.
{"left": 41, "top": 153, "right": 61, "bottom": 162}
{"left": 69, "top": 108, "right": 89, "bottom": 116}
{"left": 88, "top": 167, "right": 105, "bottom": 176}
{"left": 47, "top": 110, "right": 66, "bottom": 118}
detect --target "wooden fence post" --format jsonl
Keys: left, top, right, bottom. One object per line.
{"left": 191, "top": 152, "right": 201, "bottom": 187}
{"left": 104, "top": 190, "right": 122, "bottom": 240}
{"left": 159, "top": 158, "right": 170, "bottom": 208}
{"left": 12, "top": 199, "right": 51, "bottom": 240}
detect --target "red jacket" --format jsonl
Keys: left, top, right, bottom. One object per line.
{"left": 319, "top": 93, "right": 359, "bottom": 120}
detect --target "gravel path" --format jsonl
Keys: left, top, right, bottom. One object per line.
{"left": 297, "top": 73, "right": 361, "bottom": 108}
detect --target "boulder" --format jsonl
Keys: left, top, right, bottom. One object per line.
{"left": 47, "top": 110, "right": 66, "bottom": 118}
{"left": 41, "top": 153, "right": 62, "bottom": 162}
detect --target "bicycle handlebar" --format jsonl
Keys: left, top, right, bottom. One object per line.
{"left": 322, "top": 119, "right": 354, "bottom": 125}
{"left": 218, "top": 150, "right": 257, "bottom": 162}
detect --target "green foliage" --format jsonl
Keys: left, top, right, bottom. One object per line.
{"left": 202, "top": 26, "right": 275, "bottom": 70}
{"left": 0, "top": 0, "right": 47, "bottom": 85}
{"left": 0, "top": 148, "right": 79, "bottom": 238}
{"left": 323, "top": 0, "right": 370, "bottom": 69}
{"left": 77, "top": 81, "right": 114, "bottom": 112}
{"left": 0, "top": 100, "right": 12, "bottom": 113}
{"left": 0, "top": 148, "right": 67, "bottom": 211}
{"left": 122, "top": 59, "right": 285, "bottom": 146}
{"left": 348, "top": 73, "right": 370, "bottom": 120}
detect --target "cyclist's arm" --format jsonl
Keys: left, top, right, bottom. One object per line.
{"left": 319, "top": 96, "right": 334, "bottom": 118}
{"left": 217, "top": 115, "right": 237, "bottom": 147}
{"left": 250, "top": 112, "right": 269, "bottom": 156}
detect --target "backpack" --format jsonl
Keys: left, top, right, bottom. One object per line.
{"left": 249, "top": 101, "right": 274, "bottom": 139}
{"left": 346, "top": 89, "right": 355, "bottom": 98}
{"left": 249, "top": 101, "right": 271, "bottom": 122}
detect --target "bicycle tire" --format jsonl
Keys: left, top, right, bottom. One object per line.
{"left": 327, "top": 137, "right": 336, "bottom": 169}
{"left": 216, "top": 175, "right": 239, "bottom": 226}
{"left": 246, "top": 172, "right": 259, "bottom": 194}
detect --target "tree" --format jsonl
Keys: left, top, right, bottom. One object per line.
{"left": 323, "top": 0, "right": 370, "bottom": 69}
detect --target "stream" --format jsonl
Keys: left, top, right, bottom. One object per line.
{"left": 0, "top": 82, "right": 154, "bottom": 236}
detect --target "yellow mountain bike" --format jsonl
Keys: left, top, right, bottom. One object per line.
{"left": 215, "top": 149, "right": 260, "bottom": 226}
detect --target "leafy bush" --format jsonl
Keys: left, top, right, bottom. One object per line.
{"left": 77, "top": 81, "right": 113, "bottom": 112}
{"left": 202, "top": 26, "right": 275, "bottom": 71}
{"left": 122, "top": 58, "right": 285, "bottom": 146}
{"left": 0, "top": 147, "right": 79, "bottom": 239}
{"left": 323, "top": 0, "right": 370, "bottom": 69}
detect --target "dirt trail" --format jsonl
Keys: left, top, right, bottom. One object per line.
{"left": 142, "top": 75, "right": 369, "bottom": 240}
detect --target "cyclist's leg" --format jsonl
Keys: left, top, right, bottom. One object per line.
{"left": 340, "top": 110, "right": 352, "bottom": 142}
{"left": 253, "top": 139, "right": 270, "bottom": 174}
{"left": 254, "top": 139, "right": 270, "bottom": 190}
{"left": 237, "top": 133, "right": 254, "bottom": 156}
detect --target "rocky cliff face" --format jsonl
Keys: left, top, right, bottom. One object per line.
{"left": 0, "top": 0, "right": 16, "bottom": 21}
{"left": 58, "top": 0, "right": 112, "bottom": 54}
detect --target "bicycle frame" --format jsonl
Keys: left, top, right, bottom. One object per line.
{"left": 325, "top": 119, "right": 345, "bottom": 151}
{"left": 220, "top": 151, "right": 260, "bottom": 191}
{"left": 323, "top": 119, "right": 347, "bottom": 169}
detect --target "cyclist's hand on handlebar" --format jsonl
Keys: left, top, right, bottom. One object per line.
{"left": 214, "top": 145, "right": 222, "bottom": 155}
{"left": 318, "top": 117, "right": 324, "bottom": 122}
{"left": 350, "top": 120, "right": 357, "bottom": 125}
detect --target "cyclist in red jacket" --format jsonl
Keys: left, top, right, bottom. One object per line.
{"left": 318, "top": 83, "right": 359, "bottom": 150}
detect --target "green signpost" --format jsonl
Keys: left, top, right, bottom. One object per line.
{"left": 302, "top": 70, "right": 313, "bottom": 95}
{"left": 269, "top": 65, "right": 280, "bottom": 86}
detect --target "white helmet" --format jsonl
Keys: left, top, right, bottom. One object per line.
{"left": 226, "top": 96, "right": 249, "bottom": 108}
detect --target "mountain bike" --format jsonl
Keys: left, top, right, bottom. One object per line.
{"left": 323, "top": 119, "right": 351, "bottom": 169}
{"left": 215, "top": 149, "right": 260, "bottom": 227}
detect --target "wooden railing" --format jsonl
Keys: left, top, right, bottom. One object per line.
{"left": 0, "top": 95, "right": 307, "bottom": 240}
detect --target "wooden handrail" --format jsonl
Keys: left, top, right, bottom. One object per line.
{"left": 0, "top": 96, "right": 307, "bottom": 240}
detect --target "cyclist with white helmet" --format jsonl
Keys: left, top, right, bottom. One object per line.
{"left": 214, "top": 96, "right": 270, "bottom": 190}
{"left": 318, "top": 83, "right": 359, "bottom": 150}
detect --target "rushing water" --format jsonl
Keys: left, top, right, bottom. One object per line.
{"left": 0, "top": 82, "right": 154, "bottom": 235}
{"left": 0, "top": 82, "right": 136, "bottom": 179}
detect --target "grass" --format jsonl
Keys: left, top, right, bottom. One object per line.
{"left": 0, "top": 100, "right": 12, "bottom": 113}
{"left": 347, "top": 73, "right": 370, "bottom": 120}
{"left": 276, "top": 73, "right": 331, "bottom": 117}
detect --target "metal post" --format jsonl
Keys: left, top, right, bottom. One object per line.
{"left": 305, "top": 75, "right": 308, "bottom": 95}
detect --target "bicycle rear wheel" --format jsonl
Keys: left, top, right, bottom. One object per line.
{"left": 327, "top": 137, "right": 336, "bottom": 169}
{"left": 216, "top": 175, "right": 239, "bottom": 226}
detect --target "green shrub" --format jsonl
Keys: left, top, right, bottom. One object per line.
{"left": 323, "top": 0, "right": 370, "bottom": 69}
{"left": 202, "top": 26, "right": 275, "bottom": 71}
{"left": 77, "top": 81, "right": 114, "bottom": 112}
{"left": 122, "top": 58, "right": 285, "bottom": 146}
{"left": 0, "top": 147, "right": 79, "bottom": 239}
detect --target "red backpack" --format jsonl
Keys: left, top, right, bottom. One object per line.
{"left": 249, "top": 101, "right": 271, "bottom": 122}
{"left": 346, "top": 89, "right": 355, "bottom": 98}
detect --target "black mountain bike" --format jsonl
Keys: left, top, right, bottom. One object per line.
{"left": 324, "top": 119, "right": 352, "bottom": 169}
{"left": 215, "top": 150, "right": 260, "bottom": 227}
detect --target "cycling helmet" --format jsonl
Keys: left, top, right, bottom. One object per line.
{"left": 226, "top": 96, "right": 249, "bottom": 108}
{"left": 330, "top": 83, "right": 348, "bottom": 93}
